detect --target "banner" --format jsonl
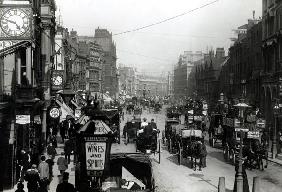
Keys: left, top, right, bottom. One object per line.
{"left": 85, "top": 142, "right": 106, "bottom": 171}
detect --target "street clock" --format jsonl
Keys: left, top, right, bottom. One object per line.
{"left": 0, "top": 4, "right": 33, "bottom": 40}
{"left": 49, "top": 107, "right": 61, "bottom": 119}
{"left": 0, "top": 8, "right": 30, "bottom": 36}
{"left": 52, "top": 75, "right": 63, "bottom": 86}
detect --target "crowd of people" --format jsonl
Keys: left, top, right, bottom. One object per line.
{"left": 16, "top": 118, "right": 76, "bottom": 192}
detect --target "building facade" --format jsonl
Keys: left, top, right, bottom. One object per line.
{"left": 0, "top": 0, "right": 57, "bottom": 189}
{"left": 94, "top": 28, "right": 118, "bottom": 98}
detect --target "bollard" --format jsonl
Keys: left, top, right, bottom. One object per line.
{"left": 252, "top": 177, "right": 260, "bottom": 192}
{"left": 218, "top": 177, "right": 225, "bottom": 192}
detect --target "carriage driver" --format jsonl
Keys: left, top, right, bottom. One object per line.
{"left": 137, "top": 118, "right": 148, "bottom": 136}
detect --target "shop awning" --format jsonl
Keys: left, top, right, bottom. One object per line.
{"left": 56, "top": 99, "right": 75, "bottom": 122}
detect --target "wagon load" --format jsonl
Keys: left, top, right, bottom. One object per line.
{"left": 181, "top": 129, "right": 202, "bottom": 138}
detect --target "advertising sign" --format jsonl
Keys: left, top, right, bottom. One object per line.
{"left": 223, "top": 117, "right": 234, "bottom": 127}
{"left": 247, "top": 131, "right": 260, "bottom": 139}
{"left": 16, "top": 115, "right": 30, "bottom": 124}
{"left": 279, "top": 77, "right": 282, "bottom": 96}
{"left": 85, "top": 142, "right": 106, "bottom": 171}
{"left": 256, "top": 119, "right": 265, "bottom": 129}
{"left": 235, "top": 128, "right": 249, "bottom": 132}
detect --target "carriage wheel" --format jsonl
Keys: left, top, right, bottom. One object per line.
{"left": 162, "top": 131, "right": 165, "bottom": 145}
{"left": 223, "top": 146, "right": 229, "bottom": 161}
{"left": 229, "top": 149, "right": 235, "bottom": 165}
{"left": 158, "top": 140, "right": 161, "bottom": 164}
{"left": 178, "top": 142, "right": 182, "bottom": 165}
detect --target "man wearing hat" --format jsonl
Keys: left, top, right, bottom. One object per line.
{"left": 24, "top": 164, "right": 40, "bottom": 192}
{"left": 56, "top": 172, "right": 75, "bottom": 192}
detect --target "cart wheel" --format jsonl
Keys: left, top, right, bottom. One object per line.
{"left": 162, "top": 131, "right": 165, "bottom": 145}
{"left": 229, "top": 149, "right": 235, "bottom": 164}
{"left": 223, "top": 145, "right": 229, "bottom": 161}
{"left": 158, "top": 140, "right": 161, "bottom": 164}
{"left": 178, "top": 142, "right": 182, "bottom": 165}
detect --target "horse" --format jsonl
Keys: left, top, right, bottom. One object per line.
{"left": 190, "top": 141, "right": 205, "bottom": 171}
{"left": 256, "top": 145, "right": 268, "bottom": 171}
{"left": 126, "top": 104, "right": 134, "bottom": 114}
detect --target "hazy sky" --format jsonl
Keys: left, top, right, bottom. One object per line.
{"left": 56, "top": 0, "right": 262, "bottom": 74}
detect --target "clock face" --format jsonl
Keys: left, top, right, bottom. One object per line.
{"left": 0, "top": 8, "right": 30, "bottom": 37}
{"left": 49, "top": 108, "right": 60, "bottom": 118}
{"left": 52, "top": 75, "right": 63, "bottom": 86}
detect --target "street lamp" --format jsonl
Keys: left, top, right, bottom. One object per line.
{"left": 233, "top": 98, "right": 250, "bottom": 192}
{"left": 272, "top": 99, "right": 279, "bottom": 159}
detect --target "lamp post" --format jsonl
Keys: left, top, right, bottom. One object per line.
{"left": 218, "top": 92, "right": 224, "bottom": 114}
{"left": 233, "top": 99, "right": 250, "bottom": 192}
{"left": 272, "top": 99, "right": 279, "bottom": 159}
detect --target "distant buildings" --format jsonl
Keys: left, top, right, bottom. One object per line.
{"left": 94, "top": 28, "right": 118, "bottom": 98}
{"left": 119, "top": 66, "right": 136, "bottom": 96}
{"left": 78, "top": 28, "right": 118, "bottom": 98}
{"left": 173, "top": 51, "right": 204, "bottom": 99}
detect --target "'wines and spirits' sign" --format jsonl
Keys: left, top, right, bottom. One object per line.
{"left": 85, "top": 141, "right": 106, "bottom": 171}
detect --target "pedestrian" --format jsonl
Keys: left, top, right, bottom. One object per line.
{"left": 19, "top": 149, "right": 31, "bottom": 182}
{"left": 57, "top": 153, "right": 68, "bottom": 175}
{"left": 50, "top": 134, "right": 57, "bottom": 148}
{"left": 64, "top": 139, "right": 73, "bottom": 164}
{"left": 24, "top": 164, "right": 40, "bottom": 192}
{"left": 56, "top": 172, "right": 75, "bottom": 192}
{"left": 15, "top": 182, "right": 25, "bottom": 192}
{"left": 38, "top": 155, "right": 49, "bottom": 191}
{"left": 67, "top": 119, "right": 75, "bottom": 138}
{"left": 47, "top": 142, "right": 57, "bottom": 160}
{"left": 200, "top": 141, "right": 207, "bottom": 168}
{"left": 46, "top": 156, "right": 54, "bottom": 178}
{"left": 60, "top": 121, "right": 66, "bottom": 143}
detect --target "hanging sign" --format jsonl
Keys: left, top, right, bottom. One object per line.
{"left": 16, "top": 115, "right": 30, "bottom": 124}
{"left": 256, "top": 119, "right": 265, "bottom": 129}
{"left": 34, "top": 115, "right": 41, "bottom": 124}
{"left": 279, "top": 77, "right": 282, "bottom": 96}
{"left": 75, "top": 108, "right": 81, "bottom": 119}
{"left": 85, "top": 141, "right": 106, "bottom": 171}
{"left": 247, "top": 131, "right": 260, "bottom": 138}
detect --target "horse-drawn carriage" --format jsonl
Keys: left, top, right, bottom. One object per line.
{"left": 126, "top": 102, "right": 135, "bottom": 114}
{"left": 133, "top": 107, "right": 142, "bottom": 115}
{"left": 123, "top": 117, "right": 141, "bottom": 144}
{"left": 163, "top": 118, "right": 180, "bottom": 149}
{"left": 208, "top": 113, "right": 223, "bottom": 147}
{"left": 135, "top": 124, "right": 161, "bottom": 163}
{"left": 222, "top": 116, "right": 268, "bottom": 170}
{"left": 154, "top": 103, "right": 162, "bottom": 113}
{"left": 177, "top": 125, "right": 206, "bottom": 171}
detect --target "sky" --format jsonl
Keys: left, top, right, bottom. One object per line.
{"left": 55, "top": 0, "right": 262, "bottom": 75}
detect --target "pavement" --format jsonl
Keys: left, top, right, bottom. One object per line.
{"left": 5, "top": 142, "right": 75, "bottom": 192}
{"left": 268, "top": 152, "right": 282, "bottom": 165}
